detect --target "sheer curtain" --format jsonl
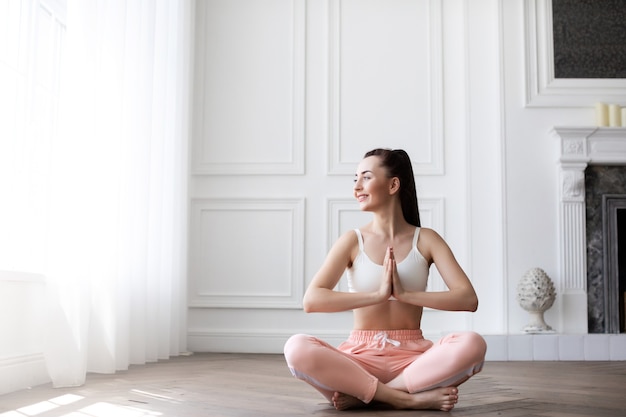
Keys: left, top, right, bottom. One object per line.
{"left": 44, "top": 0, "right": 193, "bottom": 386}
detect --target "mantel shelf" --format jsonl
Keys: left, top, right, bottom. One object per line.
{"left": 552, "top": 127, "right": 626, "bottom": 165}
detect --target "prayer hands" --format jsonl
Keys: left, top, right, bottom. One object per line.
{"left": 381, "top": 247, "right": 405, "bottom": 302}
{"left": 391, "top": 251, "right": 406, "bottom": 301}
{"left": 379, "top": 247, "right": 403, "bottom": 302}
{"left": 377, "top": 247, "right": 394, "bottom": 301}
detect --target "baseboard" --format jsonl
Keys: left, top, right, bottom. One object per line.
{"left": 0, "top": 353, "right": 50, "bottom": 395}
{"left": 188, "top": 330, "right": 626, "bottom": 361}
{"left": 188, "top": 329, "right": 350, "bottom": 354}
{"left": 483, "top": 333, "right": 626, "bottom": 361}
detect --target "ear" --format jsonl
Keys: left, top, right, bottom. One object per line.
{"left": 389, "top": 177, "right": 400, "bottom": 195}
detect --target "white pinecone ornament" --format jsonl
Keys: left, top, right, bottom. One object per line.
{"left": 517, "top": 267, "right": 556, "bottom": 333}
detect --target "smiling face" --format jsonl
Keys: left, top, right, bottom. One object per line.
{"left": 353, "top": 155, "right": 397, "bottom": 212}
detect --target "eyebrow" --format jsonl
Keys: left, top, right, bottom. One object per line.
{"left": 355, "top": 170, "right": 373, "bottom": 176}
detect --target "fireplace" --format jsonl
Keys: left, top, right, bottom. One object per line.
{"left": 585, "top": 166, "right": 626, "bottom": 333}
{"left": 604, "top": 195, "right": 626, "bottom": 333}
{"left": 554, "top": 127, "right": 626, "bottom": 334}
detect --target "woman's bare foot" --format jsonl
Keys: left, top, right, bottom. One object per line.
{"left": 405, "top": 387, "right": 459, "bottom": 411}
{"left": 332, "top": 386, "right": 458, "bottom": 412}
{"left": 331, "top": 391, "right": 366, "bottom": 411}
{"left": 374, "top": 384, "right": 459, "bottom": 412}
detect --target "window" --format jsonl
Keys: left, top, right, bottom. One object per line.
{"left": 0, "top": 0, "right": 65, "bottom": 272}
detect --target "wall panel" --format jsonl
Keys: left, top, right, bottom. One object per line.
{"left": 188, "top": 0, "right": 485, "bottom": 354}
{"left": 189, "top": 198, "right": 305, "bottom": 308}
{"left": 328, "top": 0, "right": 443, "bottom": 175}
{"left": 192, "top": 0, "right": 305, "bottom": 174}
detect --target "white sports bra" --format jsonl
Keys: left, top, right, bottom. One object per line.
{"left": 347, "top": 228, "right": 429, "bottom": 296}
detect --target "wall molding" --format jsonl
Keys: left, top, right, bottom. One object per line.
{"left": 0, "top": 353, "right": 49, "bottom": 396}
{"left": 419, "top": 197, "right": 446, "bottom": 292}
{"left": 326, "top": 198, "right": 363, "bottom": 292}
{"left": 192, "top": 0, "right": 305, "bottom": 175}
{"left": 188, "top": 329, "right": 350, "bottom": 354}
{"left": 188, "top": 198, "right": 305, "bottom": 308}
{"left": 524, "top": 0, "right": 626, "bottom": 108}
{"left": 327, "top": 0, "right": 444, "bottom": 175}
{"left": 0, "top": 271, "right": 49, "bottom": 395}
{"left": 187, "top": 330, "right": 626, "bottom": 361}
{"left": 0, "top": 270, "right": 46, "bottom": 282}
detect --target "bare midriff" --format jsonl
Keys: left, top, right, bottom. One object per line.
{"left": 353, "top": 300, "right": 423, "bottom": 330}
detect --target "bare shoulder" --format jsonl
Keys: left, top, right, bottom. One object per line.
{"left": 335, "top": 228, "right": 359, "bottom": 247}
{"left": 417, "top": 227, "right": 445, "bottom": 244}
{"left": 311, "top": 229, "right": 360, "bottom": 284}
{"left": 417, "top": 227, "right": 449, "bottom": 263}
{"left": 329, "top": 229, "right": 360, "bottom": 262}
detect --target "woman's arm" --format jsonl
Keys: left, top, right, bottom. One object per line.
{"left": 393, "top": 228, "right": 478, "bottom": 312}
{"left": 303, "top": 231, "right": 392, "bottom": 313}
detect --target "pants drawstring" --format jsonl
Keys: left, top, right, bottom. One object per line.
{"left": 373, "top": 331, "right": 400, "bottom": 349}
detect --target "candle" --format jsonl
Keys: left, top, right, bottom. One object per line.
{"left": 595, "top": 102, "right": 609, "bottom": 126}
{"left": 608, "top": 104, "right": 621, "bottom": 127}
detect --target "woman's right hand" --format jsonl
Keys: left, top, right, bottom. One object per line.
{"left": 378, "top": 246, "right": 394, "bottom": 301}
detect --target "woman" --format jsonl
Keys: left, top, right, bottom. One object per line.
{"left": 284, "top": 148, "right": 487, "bottom": 412}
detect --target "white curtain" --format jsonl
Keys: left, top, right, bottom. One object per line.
{"left": 44, "top": 0, "right": 193, "bottom": 386}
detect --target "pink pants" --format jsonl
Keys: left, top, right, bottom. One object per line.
{"left": 283, "top": 329, "right": 486, "bottom": 404}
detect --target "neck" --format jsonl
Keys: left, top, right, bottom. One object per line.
{"left": 370, "top": 205, "right": 409, "bottom": 238}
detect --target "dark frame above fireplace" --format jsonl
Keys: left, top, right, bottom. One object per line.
{"left": 552, "top": 0, "right": 626, "bottom": 79}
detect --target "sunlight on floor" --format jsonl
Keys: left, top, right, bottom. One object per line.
{"left": 0, "top": 393, "right": 163, "bottom": 417}
{"left": 130, "top": 390, "right": 177, "bottom": 403}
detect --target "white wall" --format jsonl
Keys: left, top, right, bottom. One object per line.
{"left": 0, "top": 271, "right": 50, "bottom": 395}
{"left": 501, "top": 0, "right": 626, "bottom": 336}
{"left": 187, "top": 0, "right": 506, "bottom": 352}
{"left": 187, "top": 0, "right": 626, "bottom": 360}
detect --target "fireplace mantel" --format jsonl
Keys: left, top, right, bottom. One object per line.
{"left": 551, "top": 127, "right": 626, "bottom": 333}
{"left": 554, "top": 127, "right": 626, "bottom": 165}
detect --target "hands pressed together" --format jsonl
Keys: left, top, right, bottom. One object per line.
{"left": 379, "top": 246, "right": 406, "bottom": 302}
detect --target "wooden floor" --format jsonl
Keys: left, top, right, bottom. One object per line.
{"left": 1, "top": 353, "right": 625, "bottom": 417}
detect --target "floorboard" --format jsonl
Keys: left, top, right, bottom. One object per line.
{"left": 1, "top": 354, "right": 625, "bottom": 417}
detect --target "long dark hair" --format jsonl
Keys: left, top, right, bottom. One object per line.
{"left": 364, "top": 148, "right": 420, "bottom": 227}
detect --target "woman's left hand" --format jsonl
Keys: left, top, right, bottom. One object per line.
{"left": 389, "top": 248, "right": 406, "bottom": 300}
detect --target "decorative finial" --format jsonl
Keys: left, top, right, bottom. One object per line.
{"left": 517, "top": 267, "right": 556, "bottom": 333}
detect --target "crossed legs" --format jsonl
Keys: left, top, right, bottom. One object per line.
{"left": 284, "top": 332, "right": 486, "bottom": 411}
